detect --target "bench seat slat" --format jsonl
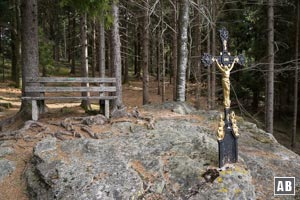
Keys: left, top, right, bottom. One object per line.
{"left": 25, "top": 86, "right": 116, "bottom": 93}
{"left": 22, "top": 96, "right": 117, "bottom": 100}
{"left": 26, "top": 77, "right": 116, "bottom": 83}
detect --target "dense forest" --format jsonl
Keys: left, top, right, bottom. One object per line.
{"left": 0, "top": 0, "right": 299, "bottom": 148}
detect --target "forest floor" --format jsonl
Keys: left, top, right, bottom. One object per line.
{"left": 0, "top": 76, "right": 299, "bottom": 199}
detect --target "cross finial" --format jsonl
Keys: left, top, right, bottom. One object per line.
{"left": 219, "top": 27, "right": 229, "bottom": 51}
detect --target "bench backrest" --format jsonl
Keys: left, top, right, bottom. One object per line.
{"left": 26, "top": 77, "right": 116, "bottom": 83}
{"left": 25, "top": 77, "right": 116, "bottom": 93}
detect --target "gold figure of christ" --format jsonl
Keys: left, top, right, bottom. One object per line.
{"left": 212, "top": 56, "right": 239, "bottom": 109}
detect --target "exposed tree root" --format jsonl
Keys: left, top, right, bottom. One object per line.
{"left": 0, "top": 109, "right": 31, "bottom": 132}
{"left": 0, "top": 111, "right": 108, "bottom": 141}
{"left": 0, "top": 120, "right": 47, "bottom": 141}
{"left": 81, "top": 126, "right": 98, "bottom": 139}
{"left": 111, "top": 105, "right": 128, "bottom": 118}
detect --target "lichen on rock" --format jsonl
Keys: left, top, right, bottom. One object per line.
{"left": 25, "top": 102, "right": 300, "bottom": 199}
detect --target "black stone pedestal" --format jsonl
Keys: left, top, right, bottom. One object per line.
{"left": 218, "top": 108, "right": 238, "bottom": 168}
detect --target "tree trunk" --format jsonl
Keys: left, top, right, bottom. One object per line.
{"left": 134, "top": 35, "right": 138, "bottom": 76}
{"left": 161, "top": 0, "right": 166, "bottom": 102}
{"left": 108, "top": 33, "right": 114, "bottom": 77}
{"left": 123, "top": 9, "right": 129, "bottom": 84}
{"left": 111, "top": 1, "right": 123, "bottom": 109}
{"left": 150, "top": 37, "right": 154, "bottom": 75}
{"left": 0, "top": 27, "right": 4, "bottom": 82}
{"left": 70, "top": 14, "right": 76, "bottom": 74}
{"left": 63, "top": 20, "right": 67, "bottom": 59}
{"left": 176, "top": 0, "right": 189, "bottom": 102}
{"left": 54, "top": 22, "right": 60, "bottom": 63}
{"left": 91, "top": 18, "right": 96, "bottom": 77}
{"left": 98, "top": 18, "right": 106, "bottom": 115}
{"left": 187, "top": 24, "right": 192, "bottom": 82}
{"left": 207, "top": 28, "right": 211, "bottom": 109}
{"left": 142, "top": 0, "right": 149, "bottom": 105}
{"left": 98, "top": 19, "right": 105, "bottom": 78}
{"left": 266, "top": 0, "right": 274, "bottom": 134}
{"left": 195, "top": 0, "right": 202, "bottom": 109}
{"left": 211, "top": 10, "right": 216, "bottom": 109}
{"left": 80, "top": 13, "right": 91, "bottom": 110}
{"left": 67, "top": 10, "right": 71, "bottom": 63}
{"left": 136, "top": 26, "right": 142, "bottom": 79}
{"left": 157, "top": 31, "right": 161, "bottom": 95}
{"left": 11, "top": 0, "right": 21, "bottom": 88}
{"left": 173, "top": 0, "right": 178, "bottom": 101}
{"left": 169, "top": 51, "right": 172, "bottom": 84}
{"left": 162, "top": 38, "right": 166, "bottom": 102}
{"left": 292, "top": 0, "right": 299, "bottom": 149}
{"left": 20, "top": 0, "right": 42, "bottom": 116}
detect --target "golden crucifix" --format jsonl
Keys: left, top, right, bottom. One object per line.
{"left": 212, "top": 56, "right": 239, "bottom": 109}
{"left": 202, "top": 28, "right": 244, "bottom": 109}
{"left": 202, "top": 27, "right": 245, "bottom": 168}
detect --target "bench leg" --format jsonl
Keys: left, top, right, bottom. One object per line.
{"left": 105, "top": 100, "right": 109, "bottom": 118}
{"left": 99, "top": 100, "right": 105, "bottom": 115}
{"left": 32, "top": 100, "right": 39, "bottom": 121}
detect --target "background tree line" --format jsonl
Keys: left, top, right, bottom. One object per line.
{"left": 0, "top": 0, "right": 299, "bottom": 148}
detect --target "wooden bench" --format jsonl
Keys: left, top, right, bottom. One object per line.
{"left": 22, "top": 77, "right": 117, "bottom": 120}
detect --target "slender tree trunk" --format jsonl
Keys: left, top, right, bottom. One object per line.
{"left": 157, "top": 31, "right": 161, "bottom": 95}
{"left": 211, "top": 11, "right": 216, "bottom": 109}
{"left": 266, "top": 0, "right": 274, "bottom": 134}
{"left": 142, "top": 0, "right": 149, "bottom": 105}
{"left": 173, "top": 0, "right": 178, "bottom": 101}
{"left": 70, "top": 14, "right": 76, "bottom": 74}
{"left": 187, "top": 24, "right": 192, "bottom": 82}
{"left": 292, "top": 0, "right": 299, "bottom": 149}
{"left": 11, "top": 25, "right": 17, "bottom": 82}
{"left": 134, "top": 38, "right": 138, "bottom": 75}
{"left": 20, "top": 0, "right": 42, "bottom": 116}
{"left": 108, "top": 33, "right": 114, "bottom": 77}
{"left": 91, "top": 18, "right": 96, "bottom": 77}
{"left": 54, "top": 21, "right": 60, "bottom": 63}
{"left": 135, "top": 23, "right": 142, "bottom": 79}
{"left": 80, "top": 13, "right": 90, "bottom": 110}
{"left": 160, "top": 2, "right": 166, "bottom": 102}
{"left": 169, "top": 52, "right": 172, "bottom": 84}
{"left": 195, "top": 0, "right": 202, "bottom": 109}
{"left": 11, "top": 0, "right": 21, "bottom": 88}
{"left": 67, "top": 10, "right": 71, "bottom": 63}
{"left": 98, "top": 18, "right": 106, "bottom": 115}
{"left": 162, "top": 38, "right": 166, "bottom": 102}
{"left": 161, "top": 0, "right": 166, "bottom": 102}
{"left": 111, "top": 1, "right": 123, "bottom": 109}
{"left": 123, "top": 9, "right": 129, "bottom": 84}
{"left": 207, "top": 28, "right": 211, "bottom": 109}
{"left": 150, "top": 38, "right": 154, "bottom": 75}
{"left": 176, "top": 0, "right": 189, "bottom": 102}
{"left": 63, "top": 20, "right": 67, "bottom": 59}
{"left": 99, "top": 19, "right": 105, "bottom": 78}
{"left": 0, "top": 30, "right": 4, "bottom": 82}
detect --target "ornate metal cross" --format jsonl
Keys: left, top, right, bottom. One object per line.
{"left": 202, "top": 27, "right": 245, "bottom": 168}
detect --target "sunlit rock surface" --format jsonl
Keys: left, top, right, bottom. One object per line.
{"left": 25, "top": 102, "right": 300, "bottom": 199}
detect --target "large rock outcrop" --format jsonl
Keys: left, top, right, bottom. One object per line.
{"left": 0, "top": 141, "right": 15, "bottom": 183}
{"left": 25, "top": 103, "right": 300, "bottom": 199}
